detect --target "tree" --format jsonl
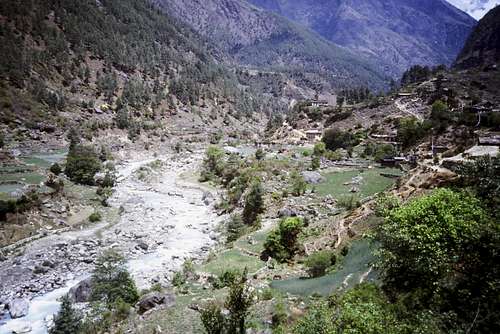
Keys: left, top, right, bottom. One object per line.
{"left": 322, "top": 128, "right": 358, "bottom": 151}
{"left": 430, "top": 100, "right": 450, "bottom": 132}
{"left": 200, "top": 146, "right": 225, "bottom": 182}
{"left": 65, "top": 145, "right": 102, "bottom": 185}
{"left": 313, "top": 142, "right": 326, "bottom": 157}
{"left": 90, "top": 250, "right": 139, "bottom": 306}
{"left": 225, "top": 269, "right": 254, "bottom": 334}
{"left": 263, "top": 217, "right": 304, "bottom": 262}
{"left": 242, "top": 179, "right": 264, "bottom": 225}
{"left": 50, "top": 295, "right": 82, "bottom": 334}
{"left": 376, "top": 188, "right": 500, "bottom": 333}
{"left": 396, "top": 117, "right": 430, "bottom": 149}
{"left": 311, "top": 156, "right": 320, "bottom": 170}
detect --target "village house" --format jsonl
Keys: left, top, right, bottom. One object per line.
{"left": 305, "top": 129, "right": 323, "bottom": 142}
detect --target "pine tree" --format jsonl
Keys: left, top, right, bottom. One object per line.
{"left": 50, "top": 295, "right": 82, "bottom": 334}
{"left": 242, "top": 179, "right": 264, "bottom": 225}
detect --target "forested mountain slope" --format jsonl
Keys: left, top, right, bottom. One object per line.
{"left": 0, "top": 0, "right": 266, "bottom": 142}
{"left": 154, "top": 0, "right": 388, "bottom": 91}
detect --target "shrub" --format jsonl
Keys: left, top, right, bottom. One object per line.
{"left": 50, "top": 295, "right": 82, "bottom": 334}
{"left": 337, "top": 195, "right": 361, "bottom": 210}
{"left": 255, "top": 148, "right": 265, "bottom": 160}
{"left": 172, "top": 271, "right": 186, "bottom": 287}
{"left": 313, "top": 142, "right": 326, "bottom": 156}
{"left": 200, "top": 146, "right": 225, "bottom": 182}
{"left": 225, "top": 270, "right": 254, "bottom": 334}
{"left": 90, "top": 250, "right": 139, "bottom": 306}
{"left": 272, "top": 298, "right": 287, "bottom": 331}
{"left": 263, "top": 217, "right": 304, "bottom": 262}
{"left": 242, "top": 179, "right": 264, "bottom": 225}
{"left": 305, "top": 250, "right": 336, "bottom": 278}
{"left": 290, "top": 171, "right": 307, "bottom": 196}
{"left": 212, "top": 269, "right": 241, "bottom": 289}
{"left": 226, "top": 214, "right": 246, "bottom": 243}
{"left": 50, "top": 163, "right": 62, "bottom": 175}
{"left": 311, "top": 156, "right": 320, "bottom": 170}
{"left": 201, "top": 302, "right": 225, "bottom": 334}
{"left": 65, "top": 145, "right": 102, "bottom": 185}
{"left": 430, "top": 100, "right": 451, "bottom": 132}
{"left": 89, "top": 211, "right": 102, "bottom": 222}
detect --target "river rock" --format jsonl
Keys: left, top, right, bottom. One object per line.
{"left": 278, "top": 207, "right": 298, "bottom": 218}
{"left": 136, "top": 292, "right": 176, "bottom": 314}
{"left": 136, "top": 241, "right": 149, "bottom": 251}
{"left": 202, "top": 191, "right": 214, "bottom": 205}
{"left": 68, "top": 278, "right": 93, "bottom": 303}
{"left": 11, "top": 323, "right": 32, "bottom": 334}
{"left": 301, "top": 171, "right": 325, "bottom": 184}
{"left": 8, "top": 298, "right": 29, "bottom": 318}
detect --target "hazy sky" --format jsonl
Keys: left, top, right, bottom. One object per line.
{"left": 446, "top": 0, "right": 499, "bottom": 19}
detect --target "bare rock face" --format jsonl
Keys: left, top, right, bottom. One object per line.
{"left": 248, "top": 0, "right": 476, "bottom": 77}
{"left": 68, "top": 278, "right": 93, "bottom": 303}
{"left": 136, "top": 292, "right": 176, "bottom": 314}
{"left": 8, "top": 298, "right": 29, "bottom": 319}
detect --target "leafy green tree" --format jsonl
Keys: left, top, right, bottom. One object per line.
{"left": 225, "top": 269, "right": 254, "bottom": 334}
{"left": 396, "top": 117, "right": 430, "bottom": 149}
{"left": 376, "top": 188, "right": 500, "bottom": 332}
{"left": 65, "top": 145, "right": 102, "bottom": 185}
{"left": 50, "top": 295, "right": 82, "bottom": 334}
{"left": 90, "top": 250, "right": 139, "bottom": 306}
{"left": 200, "top": 146, "right": 225, "bottom": 182}
{"left": 226, "top": 214, "right": 246, "bottom": 243}
{"left": 311, "top": 156, "right": 320, "bottom": 170}
{"left": 321, "top": 128, "right": 358, "bottom": 151}
{"left": 430, "top": 100, "right": 450, "bottom": 132}
{"left": 263, "top": 217, "right": 303, "bottom": 262}
{"left": 313, "top": 142, "right": 326, "bottom": 157}
{"left": 242, "top": 179, "right": 264, "bottom": 225}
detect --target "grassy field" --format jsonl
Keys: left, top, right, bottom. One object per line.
{"left": 313, "top": 167, "right": 402, "bottom": 199}
{"left": 271, "top": 238, "right": 379, "bottom": 297}
{"left": 234, "top": 229, "right": 268, "bottom": 254}
{"left": 198, "top": 249, "right": 265, "bottom": 276}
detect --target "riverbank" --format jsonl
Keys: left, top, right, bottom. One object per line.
{"left": 0, "top": 148, "right": 225, "bottom": 333}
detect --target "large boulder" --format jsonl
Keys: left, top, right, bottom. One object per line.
{"left": 301, "top": 171, "right": 325, "bottom": 184}
{"left": 8, "top": 298, "right": 29, "bottom": 318}
{"left": 136, "top": 291, "right": 175, "bottom": 315}
{"left": 68, "top": 278, "right": 93, "bottom": 303}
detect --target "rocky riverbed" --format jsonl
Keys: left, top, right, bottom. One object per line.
{"left": 0, "top": 149, "right": 225, "bottom": 333}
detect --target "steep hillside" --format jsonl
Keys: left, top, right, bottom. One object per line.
{"left": 248, "top": 0, "right": 476, "bottom": 77}
{"left": 153, "top": 0, "right": 388, "bottom": 91}
{"left": 455, "top": 4, "right": 500, "bottom": 68}
{"left": 0, "top": 0, "right": 267, "bottom": 147}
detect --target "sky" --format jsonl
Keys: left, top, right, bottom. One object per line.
{"left": 446, "top": 0, "right": 500, "bottom": 19}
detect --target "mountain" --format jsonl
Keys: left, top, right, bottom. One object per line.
{"left": 446, "top": 0, "right": 500, "bottom": 19}
{"left": 248, "top": 0, "right": 477, "bottom": 77}
{"left": 0, "top": 0, "right": 267, "bottom": 138}
{"left": 153, "top": 0, "right": 388, "bottom": 91}
{"left": 455, "top": 5, "right": 500, "bottom": 68}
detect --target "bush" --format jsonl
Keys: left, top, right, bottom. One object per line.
{"left": 226, "top": 214, "right": 246, "bottom": 243}
{"left": 263, "top": 217, "right": 304, "bottom": 262}
{"left": 201, "top": 302, "right": 225, "bottom": 334}
{"left": 65, "top": 145, "right": 102, "bottom": 185}
{"left": 255, "top": 148, "right": 265, "bottom": 160}
{"left": 50, "top": 295, "right": 82, "bottom": 334}
{"left": 337, "top": 195, "right": 361, "bottom": 210}
{"left": 200, "top": 146, "right": 225, "bottom": 182}
{"left": 172, "top": 271, "right": 186, "bottom": 287}
{"left": 305, "top": 250, "right": 336, "bottom": 278}
{"left": 290, "top": 171, "right": 307, "bottom": 196}
{"left": 242, "top": 180, "right": 264, "bottom": 225}
{"left": 212, "top": 269, "right": 241, "bottom": 289}
{"left": 91, "top": 250, "right": 139, "bottom": 306}
{"left": 50, "top": 163, "right": 62, "bottom": 175}
{"left": 311, "top": 156, "right": 320, "bottom": 170}
{"left": 89, "top": 211, "right": 102, "bottom": 222}
{"left": 313, "top": 142, "right": 326, "bottom": 156}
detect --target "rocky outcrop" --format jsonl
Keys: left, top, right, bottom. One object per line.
{"left": 455, "top": 5, "right": 500, "bottom": 69}
{"left": 68, "top": 278, "right": 93, "bottom": 303}
{"left": 301, "top": 171, "right": 325, "bottom": 184}
{"left": 136, "top": 292, "right": 176, "bottom": 314}
{"left": 8, "top": 298, "right": 29, "bottom": 318}
{"left": 249, "top": 0, "right": 476, "bottom": 77}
